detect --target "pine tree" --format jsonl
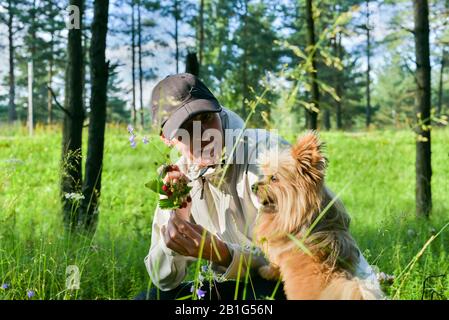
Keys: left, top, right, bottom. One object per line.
{"left": 413, "top": 0, "right": 432, "bottom": 218}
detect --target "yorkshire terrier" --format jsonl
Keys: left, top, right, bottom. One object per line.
{"left": 252, "top": 132, "right": 384, "bottom": 300}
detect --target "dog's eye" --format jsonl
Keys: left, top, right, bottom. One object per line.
{"left": 270, "top": 175, "right": 278, "bottom": 182}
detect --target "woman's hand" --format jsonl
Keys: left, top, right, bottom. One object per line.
{"left": 161, "top": 212, "right": 232, "bottom": 267}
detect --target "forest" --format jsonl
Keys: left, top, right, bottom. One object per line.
{"left": 0, "top": 0, "right": 448, "bottom": 300}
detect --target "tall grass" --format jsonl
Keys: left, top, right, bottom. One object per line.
{"left": 0, "top": 125, "right": 448, "bottom": 299}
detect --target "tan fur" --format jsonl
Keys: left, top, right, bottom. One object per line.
{"left": 253, "top": 131, "right": 383, "bottom": 300}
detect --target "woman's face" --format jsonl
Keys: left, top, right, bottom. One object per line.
{"left": 162, "top": 112, "right": 223, "bottom": 167}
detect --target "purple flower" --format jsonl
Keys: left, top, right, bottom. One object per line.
{"left": 142, "top": 136, "right": 149, "bottom": 144}
{"left": 1, "top": 283, "right": 9, "bottom": 290}
{"left": 196, "top": 288, "right": 206, "bottom": 299}
{"left": 190, "top": 285, "right": 206, "bottom": 299}
{"left": 127, "top": 124, "right": 134, "bottom": 134}
{"left": 130, "top": 140, "right": 137, "bottom": 148}
{"left": 27, "top": 290, "right": 35, "bottom": 299}
{"left": 129, "top": 135, "right": 135, "bottom": 142}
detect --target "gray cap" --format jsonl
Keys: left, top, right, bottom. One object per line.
{"left": 151, "top": 73, "right": 222, "bottom": 139}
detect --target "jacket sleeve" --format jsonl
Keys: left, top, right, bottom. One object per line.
{"left": 209, "top": 164, "right": 269, "bottom": 280}
{"left": 144, "top": 205, "right": 195, "bottom": 291}
{"left": 211, "top": 241, "right": 269, "bottom": 280}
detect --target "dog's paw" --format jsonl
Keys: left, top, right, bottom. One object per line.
{"left": 258, "top": 265, "right": 281, "bottom": 281}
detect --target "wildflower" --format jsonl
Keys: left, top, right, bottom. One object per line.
{"left": 127, "top": 124, "right": 134, "bottom": 134}
{"left": 64, "top": 192, "right": 85, "bottom": 201}
{"left": 27, "top": 290, "right": 35, "bottom": 299}
{"left": 1, "top": 283, "right": 9, "bottom": 290}
{"left": 129, "top": 135, "right": 135, "bottom": 143}
{"left": 190, "top": 284, "right": 206, "bottom": 299}
{"left": 130, "top": 140, "right": 137, "bottom": 148}
{"left": 196, "top": 288, "right": 206, "bottom": 299}
{"left": 142, "top": 136, "right": 149, "bottom": 144}
{"left": 376, "top": 272, "right": 395, "bottom": 285}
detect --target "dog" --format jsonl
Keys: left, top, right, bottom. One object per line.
{"left": 252, "top": 131, "right": 384, "bottom": 300}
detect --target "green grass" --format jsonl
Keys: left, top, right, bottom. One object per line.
{"left": 0, "top": 124, "right": 448, "bottom": 299}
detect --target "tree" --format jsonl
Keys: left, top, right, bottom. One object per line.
{"left": 437, "top": 48, "right": 448, "bottom": 117}
{"left": 305, "top": 0, "right": 319, "bottom": 130}
{"left": 137, "top": 0, "right": 144, "bottom": 128}
{"left": 413, "top": 0, "right": 432, "bottom": 218}
{"left": 131, "top": 0, "right": 137, "bottom": 126}
{"left": 435, "top": 0, "right": 449, "bottom": 117}
{"left": 0, "top": 0, "right": 20, "bottom": 123}
{"left": 334, "top": 31, "right": 343, "bottom": 129}
{"left": 198, "top": 0, "right": 205, "bottom": 72}
{"left": 185, "top": 51, "right": 199, "bottom": 76}
{"left": 363, "top": 0, "right": 372, "bottom": 128}
{"left": 160, "top": 0, "right": 196, "bottom": 73}
{"left": 42, "top": 1, "right": 66, "bottom": 125}
{"left": 80, "top": 0, "right": 110, "bottom": 231}
{"left": 225, "top": 0, "right": 281, "bottom": 124}
{"left": 107, "top": 64, "right": 129, "bottom": 123}
{"left": 61, "top": 0, "right": 85, "bottom": 228}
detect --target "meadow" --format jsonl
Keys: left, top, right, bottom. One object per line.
{"left": 0, "top": 124, "right": 448, "bottom": 300}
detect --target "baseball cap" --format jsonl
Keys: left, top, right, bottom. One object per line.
{"left": 151, "top": 73, "right": 222, "bottom": 140}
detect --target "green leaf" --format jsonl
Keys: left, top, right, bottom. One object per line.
{"left": 159, "top": 198, "right": 178, "bottom": 209}
{"left": 145, "top": 178, "right": 164, "bottom": 194}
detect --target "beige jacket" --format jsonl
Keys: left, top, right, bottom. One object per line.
{"left": 144, "top": 107, "right": 379, "bottom": 293}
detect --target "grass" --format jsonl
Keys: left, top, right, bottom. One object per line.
{"left": 0, "top": 124, "right": 448, "bottom": 299}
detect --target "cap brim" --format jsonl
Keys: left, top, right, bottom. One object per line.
{"left": 162, "top": 99, "right": 222, "bottom": 140}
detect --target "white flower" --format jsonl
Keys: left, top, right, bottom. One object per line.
{"left": 64, "top": 192, "right": 85, "bottom": 201}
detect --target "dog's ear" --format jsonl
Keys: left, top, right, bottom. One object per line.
{"left": 291, "top": 131, "right": 326, "bottom": 177}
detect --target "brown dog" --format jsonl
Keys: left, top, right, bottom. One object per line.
{"left": 252, "top": 132, "right": 384, "bottom": 300}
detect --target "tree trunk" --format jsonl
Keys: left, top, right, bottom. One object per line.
{"left": 137, "top": 0, "right": 144, "bottom": 128}
{"left": 131, "top": 0, "right": 136, "bottom": 126}
{"left": 365, "top": 0, "right": 372, "bottom": 128}
{"left": 62, "top": 0, "right": 85, "bottom": 229}
{"left": 29, "top": 0, "right": 36, "bottom": 130}
{"left": 47, "top": 21, "right": 54, "bottom": 125}
{"left": 241, "top": 0, "right": 249, "bottom": 118}
{"left": 7, "top": 0, "right": 16, "bottom": 123}
{"left": 323, "top": 110, "right": 331, "bottom": 130}
{"left": 437, "top": 48, "right": 446, "bottom": 117}
{"left": 305, "top": 0, "right": 319, "bottom": 130}
{"left": 186, "top": 52, "right": 199, "bottom": 76}
{"left": 81, "top": 0, "right": 110, "bottom": 232}
{"left": 174, "top": 0, "right": 180, "bottom": 73}
{"left": 335, "top": 32, "right": 343, "bottom": 130}
{"left": 413, "top": 0, "right": 432, "bottom": 218}
{"left": 198, "top": 0, "right": 204, "bottom": 73}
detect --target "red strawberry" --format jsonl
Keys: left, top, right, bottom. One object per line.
{"left": 162, "top": 185, "right": 168, "bottom": 192}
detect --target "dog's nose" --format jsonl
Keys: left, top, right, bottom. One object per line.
{"left": 251, "top": 183, "right": 258, "bottom": 193}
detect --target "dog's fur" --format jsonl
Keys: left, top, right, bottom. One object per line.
{"left": 253, "top": 132, "right": 384, "bottom": 300}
